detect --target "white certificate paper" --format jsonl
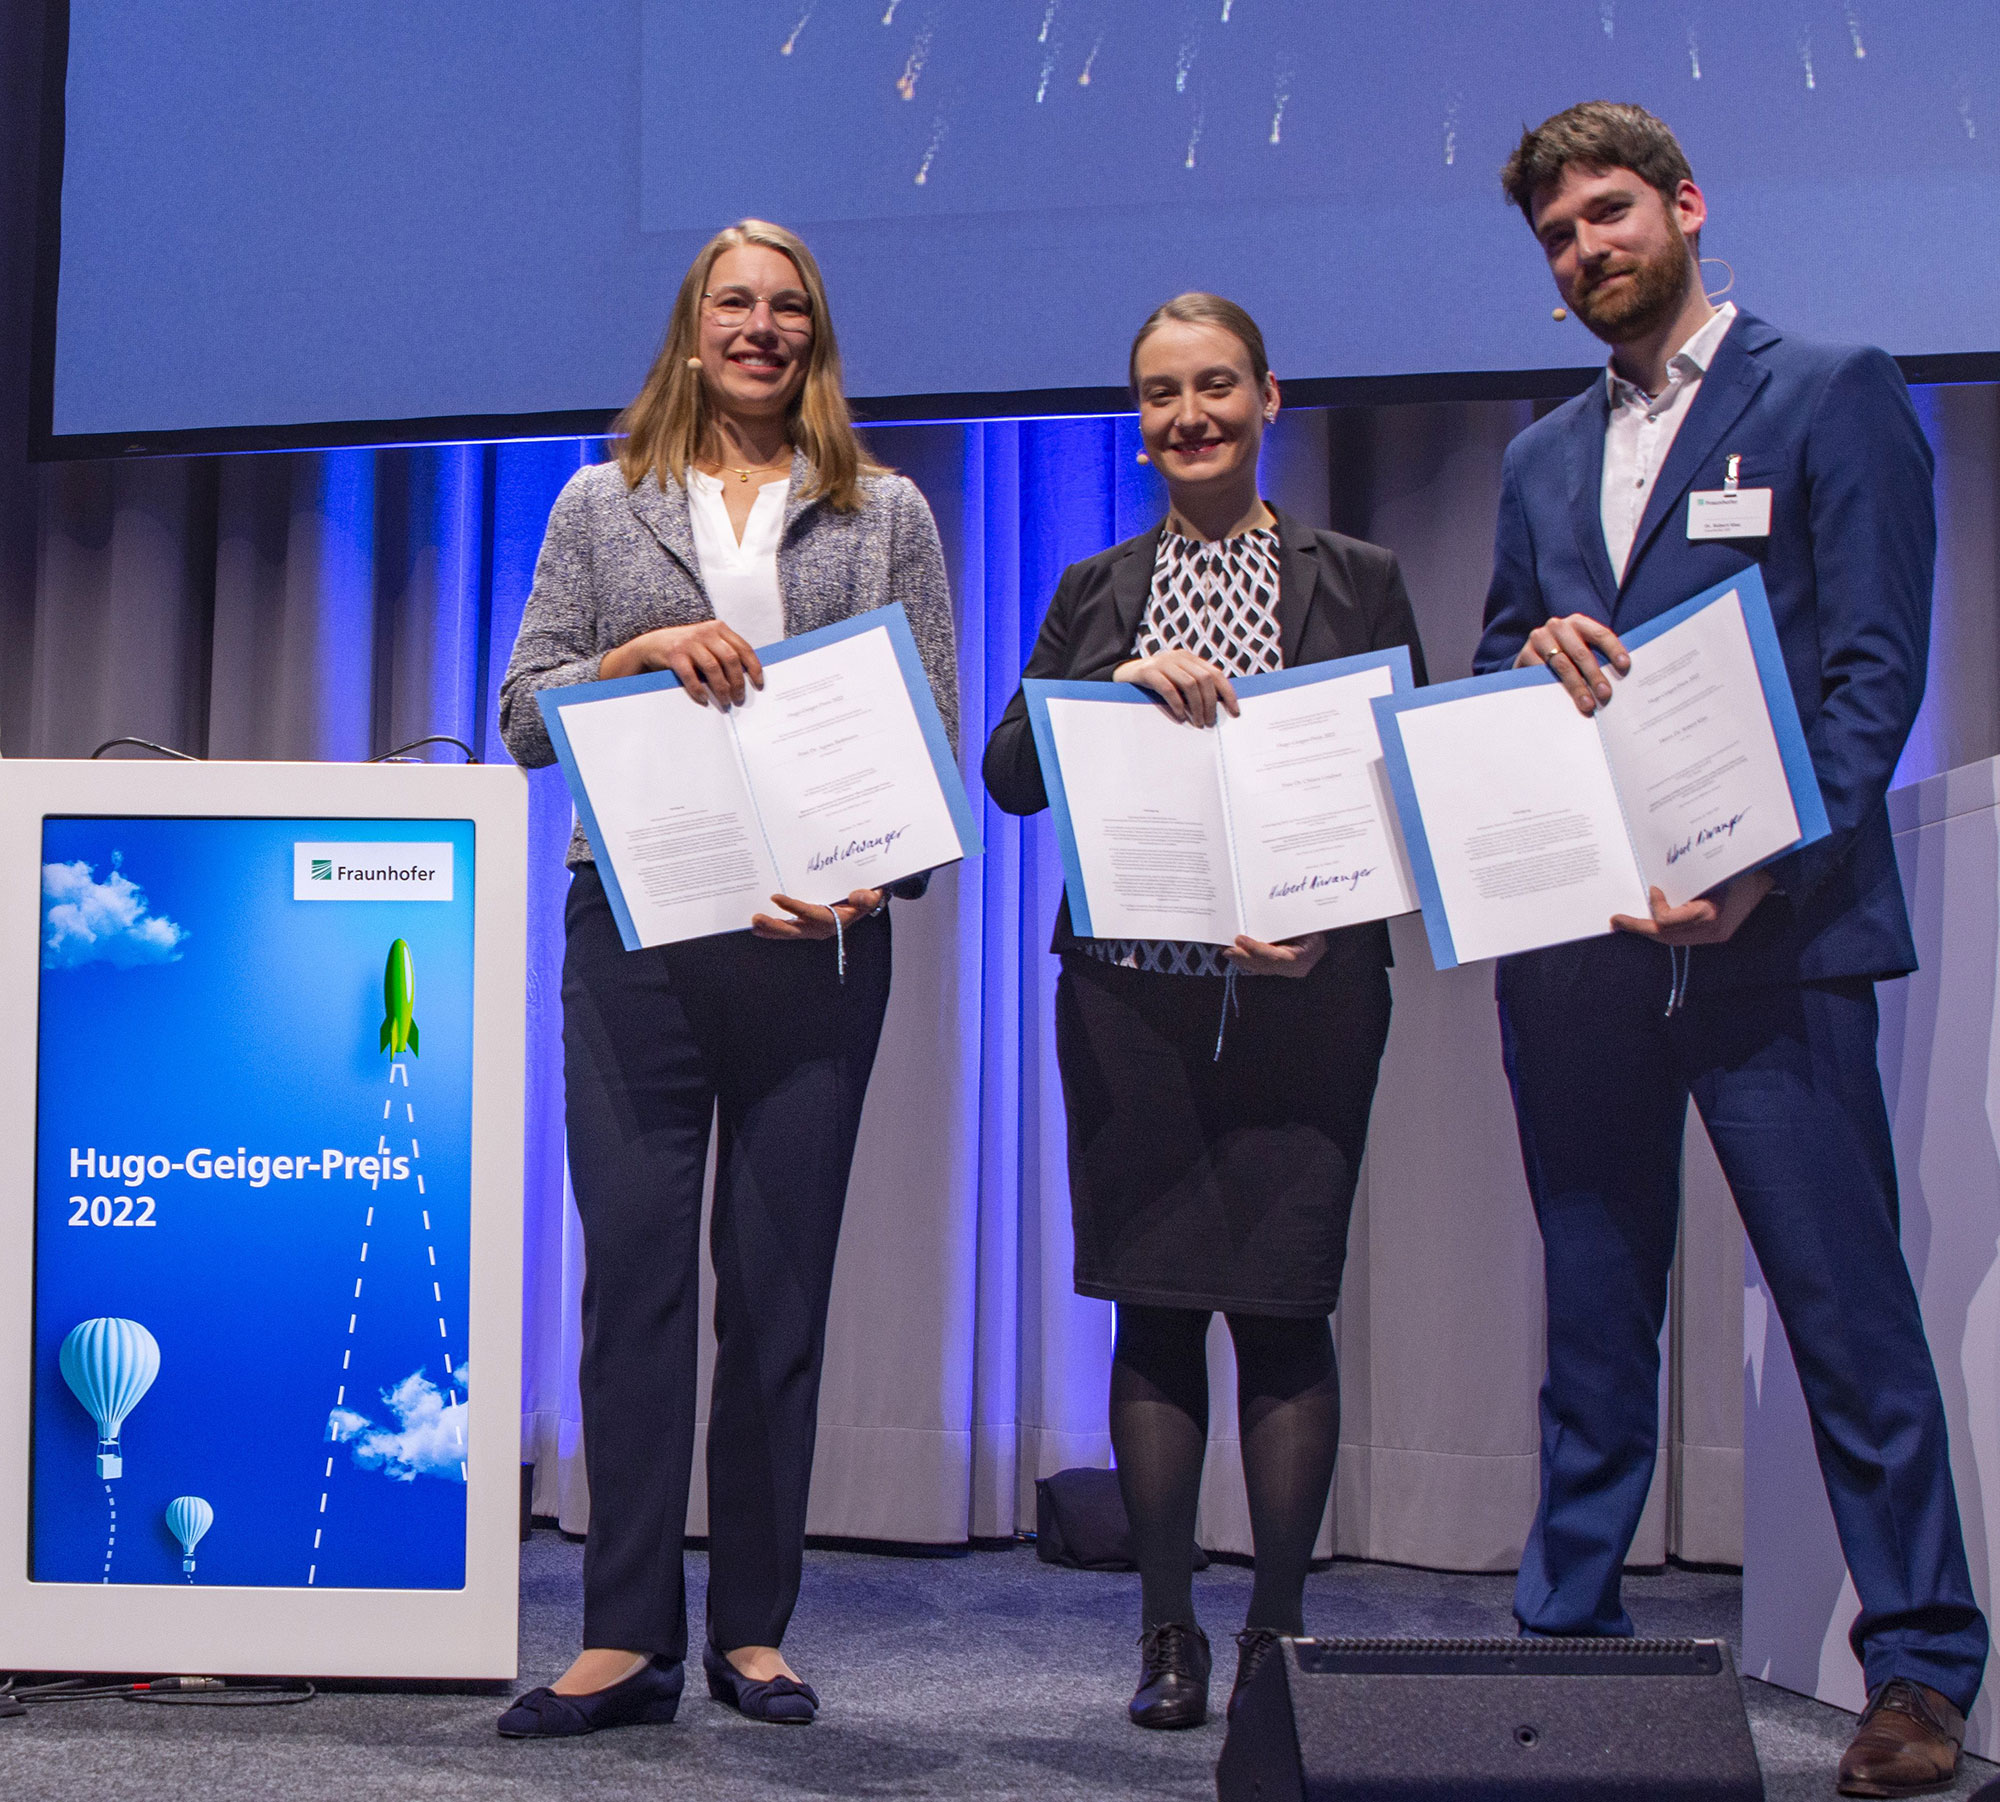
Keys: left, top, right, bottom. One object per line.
{"left": 1374, "top": 570, "right": 1829, "bottom": 969}
{"left": 731, "top": 626, "right": 969, "bottom": 906}
{"left": 553, "top": 687, "right": 781, "bottom": 947}
{"left": 1390, "top": 682, "right": 1649, "bottom": 966}
{"left": 1027, "top": 650, "right": 1419, "bottom": 947}
{"left": 1221, "top": 666, "right": 1420, "bottom": 941}
{"left": 1593, "top": 591, "right": 1803, "bottom": 908}
{"left": 538, "top": 605, "right": 979, "bottom": 949}
{"left": 1041, "top": 696, "right": 1239, "bottom": 944}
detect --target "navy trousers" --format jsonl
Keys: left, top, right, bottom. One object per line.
{"left": 1498, "top": 933, "right": 1987, "bottom": 1712}
{"left": 561, "top": 864, "right": 890, "bottom": 1662}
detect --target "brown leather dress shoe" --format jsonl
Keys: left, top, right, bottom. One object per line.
{"left": 1837, "top": 1678, "right": 1965, "bottom": 1797}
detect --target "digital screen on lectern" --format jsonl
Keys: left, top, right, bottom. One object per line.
{"left": 31, "top": 818, "right": 476, "bottom": 1590}
{"left": 43, "top": 2, "right": 2000, "bottom": 445}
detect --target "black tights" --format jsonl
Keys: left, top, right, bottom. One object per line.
{"left": 1110, "top": 1304, "right": 1339, "bottom": 1635}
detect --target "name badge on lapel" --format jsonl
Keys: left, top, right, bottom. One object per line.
{"left": 1688, "top": 454, "right": 1772, "bottom": 540}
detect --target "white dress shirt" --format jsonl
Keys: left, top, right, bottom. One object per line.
{"left": 1600, "top": 301, "right": 1737, "bottom": 584}
{"left": 685, "top": 469, "right": 789, "bottom": 648}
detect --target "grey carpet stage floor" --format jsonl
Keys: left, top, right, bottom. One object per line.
{"left": 0, "top": 1533, "right": 1993, "bottom": 1801}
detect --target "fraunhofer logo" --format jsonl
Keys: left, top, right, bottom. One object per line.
{"left": 293, "top": 843, "right": 453, "bottom": 902}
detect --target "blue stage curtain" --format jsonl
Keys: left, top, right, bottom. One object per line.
{"left": 930, "top": 416, "right": 1165, "bottom": 1530}
{"left": 12, "top": 389, "right": 2000, "bottom": 1553}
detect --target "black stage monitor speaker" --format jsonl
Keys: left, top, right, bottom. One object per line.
{"left": 1216, "top": 1636, "right": 1764, "bottom": 1801}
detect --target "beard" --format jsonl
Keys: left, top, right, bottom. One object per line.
{"left": 1569, "top": 235, "right": 1694, "bottom": 343}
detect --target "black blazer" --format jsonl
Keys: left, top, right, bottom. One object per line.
{"left": 983, "top": 507, "right": 1429, "bottom": 959}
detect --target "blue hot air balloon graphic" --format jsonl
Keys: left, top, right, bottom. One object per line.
{"left": 165, "top": 1496, "right": 214, "bottom": 1580}
{"left": 59, "top": 1317, "right": 161, "bottom": 1480}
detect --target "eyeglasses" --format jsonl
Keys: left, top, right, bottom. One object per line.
{"left": 701, "top": 288, "right": 814, "bottom": 334}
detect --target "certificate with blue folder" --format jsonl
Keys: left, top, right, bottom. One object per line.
{"left": 1371, "top": 568, "right": 1831, "bottom": 970}
{"left": 537, "top": 603, "right": 979, "bottom": 950}
{"left": 1023, "top": 647, "right": 1419, "bottom": 946}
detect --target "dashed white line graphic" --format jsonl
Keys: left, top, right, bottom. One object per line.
{"left": 310, "top": 938, "right": 465, "bottom": 1579}
{"left": 99, "top": 1481, "right": 117, "bottom": 1581}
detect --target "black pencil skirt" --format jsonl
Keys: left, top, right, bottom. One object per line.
{"left": 1055, "top": 935, "right": 1393, "bottom": 1318}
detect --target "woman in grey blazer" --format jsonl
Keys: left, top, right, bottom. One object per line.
{"left": 496, "top": 220, "right": 957, "bottom": 1737}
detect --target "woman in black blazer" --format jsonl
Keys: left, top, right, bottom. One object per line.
{"left": 984, "top": 294, "right": 1426, "bottom": 1730}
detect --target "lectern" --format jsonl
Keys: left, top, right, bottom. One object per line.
{"left": 0, "top": 759, "right": 526, "bottom": 1680}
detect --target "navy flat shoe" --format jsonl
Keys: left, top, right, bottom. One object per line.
{"left": 497, "top": 1656, "right": 684, "bottom": 1738}
{"left": 702, "top": 1641, "right": 819, "bottom": 1725}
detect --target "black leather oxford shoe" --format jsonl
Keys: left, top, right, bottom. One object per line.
{"left": 1129, "top": 1621, "right": 1211, "bottom": 1729}
{"left": 1228, "top": 1627, "right": 1284, "bottom": 1720}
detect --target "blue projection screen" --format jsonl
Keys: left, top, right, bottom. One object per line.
{"left": 38, "top": 1, "right": 2000, "bottom": 452}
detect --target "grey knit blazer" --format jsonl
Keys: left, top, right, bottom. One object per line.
{"left": 499, "top": 453, "right": 961, "bottom": 868}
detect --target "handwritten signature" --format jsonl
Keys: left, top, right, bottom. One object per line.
{"left": 1269, "top": 868, "right": 1375, "bottom": 900}
{"left": 806, "top": 824, "right": 910, "bottom": 873}
{"left": 1664, "top": 810, "right": 1749, "bottom": 865}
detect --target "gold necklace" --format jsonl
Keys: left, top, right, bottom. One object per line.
{"left": 715, "top": 449, "right": 792, "bottom": 485}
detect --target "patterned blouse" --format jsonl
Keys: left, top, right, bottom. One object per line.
{"left": 1082, "top": 522, "right": 1284, "bottom": 978}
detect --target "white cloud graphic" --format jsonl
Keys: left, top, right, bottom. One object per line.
{"left": 42, "top": 856, "right": 187, "bottom": 969}
{"left": 325, "top": 1366, "right": 468, "bottom": 1484}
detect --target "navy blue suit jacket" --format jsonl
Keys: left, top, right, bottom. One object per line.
{"left": 1474, "top": 309, "right": 1934, "bottom": 987}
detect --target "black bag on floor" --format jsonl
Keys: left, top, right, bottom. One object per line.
{"left": 1034, "top": 1467, "right": 1208, "bottom": 1571}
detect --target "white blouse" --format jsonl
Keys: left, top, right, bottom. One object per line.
{"left": 686, "top": 469, "right": 789, "bottom": 649}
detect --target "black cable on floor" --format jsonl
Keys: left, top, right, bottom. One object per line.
{"left": 135, "top": 1683, "right": 316, "bottom": 1707}
{"left": 0, "top": 1674, "right": 315, "bottom": 1709}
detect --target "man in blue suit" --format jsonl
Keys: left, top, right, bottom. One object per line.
{"left": 1476, "top": 102, "right": 1987, "bottom": 1796}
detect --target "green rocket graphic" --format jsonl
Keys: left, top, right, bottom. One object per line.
{"left": 380, "top": 938, "right": 419, "bottom": 1056}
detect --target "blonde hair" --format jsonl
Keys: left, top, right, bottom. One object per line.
{"left": 614, "top": 219, "right": 882, "bottom": 510}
